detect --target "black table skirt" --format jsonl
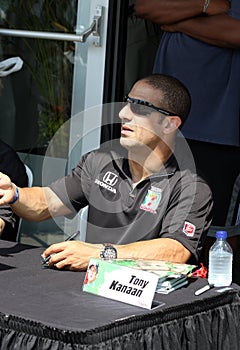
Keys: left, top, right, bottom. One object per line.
{"left": 0, "top": 241, "right": 239, "bottom": 350}
{"left": 0, "top": 291, "right": 239, "bottom": 350}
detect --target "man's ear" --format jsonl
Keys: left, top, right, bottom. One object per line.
{"left": 163, "top": 116, "right": 182, "bottom": 134}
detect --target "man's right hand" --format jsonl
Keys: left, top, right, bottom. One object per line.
{"left": 0, "top": 172, "right": 15, "bottom": 205}
{"left": 207, "top": 0, "right": 230, "bottom": 16}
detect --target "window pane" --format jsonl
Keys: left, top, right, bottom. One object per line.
{"left": 0, "top": 1, "right": 77, "bottom": 157}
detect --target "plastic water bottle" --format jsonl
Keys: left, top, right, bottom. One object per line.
{"left": 208, "top": 231, "right": 233, "bottom": 287}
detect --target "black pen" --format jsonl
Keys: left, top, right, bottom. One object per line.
{"left": 41, "top": 230, "right": 80, "bottom": 265}
{"left": 65, "top": 230, "right": 80, "bottom": 241}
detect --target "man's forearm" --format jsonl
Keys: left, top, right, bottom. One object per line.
{"left": 117, "top": 238, "right": 191, "bottom": 263}
{"left": 168, "top": 14, "right": 240, "bottom": 48}
{"left": 11, "top": 187, "right": 52, "bottom": 222}
{"left": 43, "top": 237, "right": 192, "bottom": 272}
{"left": 135, "top": 0, "right": 229, "bottom": 25}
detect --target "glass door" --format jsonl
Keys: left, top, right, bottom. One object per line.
{"left": 0, "top": 0, "right": 110, "bottom": 244}
{"left": 0, "top": 0, "right": 108, "bottom": 155}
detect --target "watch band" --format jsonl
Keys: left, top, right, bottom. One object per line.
{"left": 9, "top": 184, "right": 19, "bottom": 204}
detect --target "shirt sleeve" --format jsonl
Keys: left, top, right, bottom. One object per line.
{"left": 229, "top": 0, "right": 240, "bottom": 20}
{"left": 159, "top": 173, "right": 213, "bottom": 263}
{"left": 0, "top": 205, "right": 17, "bottom": 232}
{"left": 0, "top": 141, "right": 28, "bottom": 188}
{"left": 49, "top": 152, "right": 93, "bottom": 216}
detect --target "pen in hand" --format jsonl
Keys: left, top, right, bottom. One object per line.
{"left": 41, "top": 230, "right": 80, "bottom": 265}
{"left": 41, "top": 253, "right": 53, "bottom": 265}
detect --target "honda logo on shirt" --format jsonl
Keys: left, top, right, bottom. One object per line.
{"left": 103, "top": 172, "right": 118, "bottom": 186}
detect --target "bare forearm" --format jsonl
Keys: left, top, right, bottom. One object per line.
{"left": 136, "top": 0, "right": 204, "bottom": 24}
{"left": 135, "top": 0, "right": 229, "bottom": 25}
{"left": 44, "top": 238, "right": 192, "bottom": 272}
{"left": 11, "top": 187, "right": 52, "bottom": 222}
{"left": 170, "top": 14, "right": 240, "bottom": 48}
{"left": 117, "top": 238, "right": 191, "bottom": 263}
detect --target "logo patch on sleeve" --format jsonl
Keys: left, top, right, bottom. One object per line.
{"left": 183, "top": 221, "right": 196, "bottom": 237}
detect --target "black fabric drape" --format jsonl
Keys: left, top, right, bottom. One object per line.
{"left": 0, "top": 291, "right": 239, "bottom": 350}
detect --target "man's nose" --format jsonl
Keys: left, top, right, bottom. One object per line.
{"left": 119, "top": 103, "right": 133, "bottom": 122}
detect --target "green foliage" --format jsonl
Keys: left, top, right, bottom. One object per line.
{"left": 2, "top": 0, "right": 77, "bottom": 155}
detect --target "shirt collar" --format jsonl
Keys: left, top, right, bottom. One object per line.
{"left": 110, "top": 146, "right": 178, "bottom": 180}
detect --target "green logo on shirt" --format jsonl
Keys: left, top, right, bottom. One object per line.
{"left": 140, "top": 186, "right": 162, "bottom": 214}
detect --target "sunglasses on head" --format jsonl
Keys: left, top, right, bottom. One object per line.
{"left": 124, "top": 95, "right": 177, "bottom": 117}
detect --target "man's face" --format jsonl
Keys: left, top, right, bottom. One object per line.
{"left": 119, "top": 81, "right": 166, "bottom": 151}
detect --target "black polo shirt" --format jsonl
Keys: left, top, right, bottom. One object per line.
{"left": 50, "top": 146, "right": 213, "bottom": 263}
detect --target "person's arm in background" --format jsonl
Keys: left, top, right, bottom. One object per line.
{"left": 0, "top": 205, "right": 16, "bottom": 240}
{"left": 0, "top": 140, "right": 29, "bottom": 240}
{"left": 0, "top": 218, "right": 5, "bottom": 234}
{"left": 161, "top": 14, "right": 240, "bottom": 48}
{"left": 0, "top": 205, "right": 24, "bottom": 241}
{"left": 135, "top": 0, "right": 229, "bottom": 25}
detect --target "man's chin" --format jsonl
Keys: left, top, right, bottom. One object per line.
{"left": 120, "top": 138, "right": 136, "bottom": 150}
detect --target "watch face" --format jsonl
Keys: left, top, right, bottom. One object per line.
{"left": 101, "top": 245, "right": 117, "bottom": 260}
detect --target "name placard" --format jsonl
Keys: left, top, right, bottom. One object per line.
{"left": 83, "top": 258, "right": 159, "bottom": 309}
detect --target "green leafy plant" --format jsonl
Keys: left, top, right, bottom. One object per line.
{"left": 2, "top": 0, "right": 77, "bottom": 156}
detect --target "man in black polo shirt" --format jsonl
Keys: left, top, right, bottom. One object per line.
{"left": 0, "top": 74, "right": 213, "bottom": 270}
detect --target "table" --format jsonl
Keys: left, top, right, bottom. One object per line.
{"left": 0, "top": 240, "right": 239, "bottom": 350}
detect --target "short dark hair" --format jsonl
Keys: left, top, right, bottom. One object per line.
{"left": 139, "top": 74, "right": 191, "bottom": 125}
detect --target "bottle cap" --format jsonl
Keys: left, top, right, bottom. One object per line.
{"left": 216, "top": 230, "right": 227, "bottom": 239}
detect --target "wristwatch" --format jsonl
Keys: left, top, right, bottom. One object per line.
{"left": 100, "top": 243, "right": 117, "bottom": 260}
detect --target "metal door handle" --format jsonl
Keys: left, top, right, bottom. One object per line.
{"left": 0, "top": 5, "right": 102, "bottom": 47}
{"left": 79, "top": 5, "right": 102, "bottom": 46}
